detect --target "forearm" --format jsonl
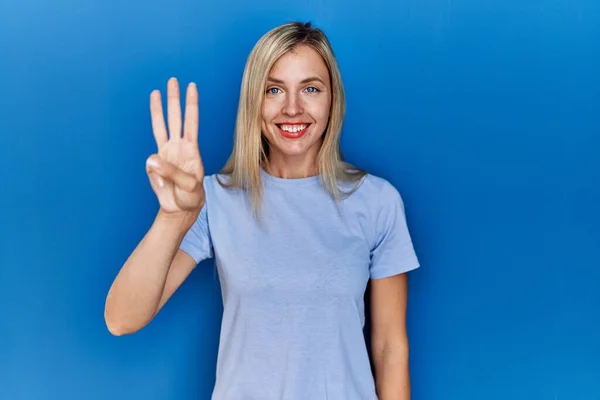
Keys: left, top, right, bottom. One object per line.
{"left": 373, "top": 340, "right": 411, "bottom": 400}
{"left": 104, "top": 210, "right": 197, "bottom": 335}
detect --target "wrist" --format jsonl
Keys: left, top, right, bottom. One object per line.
{"left": 155, "top": 209, "right": 199, "bottom": 233}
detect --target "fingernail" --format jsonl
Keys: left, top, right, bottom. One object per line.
{"left": 147, "top": 158, "right": 160, "bottom": 169}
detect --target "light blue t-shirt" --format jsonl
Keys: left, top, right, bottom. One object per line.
{"left": 180, "top": 169, "right": 420, "bottom": 400}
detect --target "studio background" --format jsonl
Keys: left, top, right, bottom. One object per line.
{"left": 1, "top": 0, "right": 598, "bottom": 399}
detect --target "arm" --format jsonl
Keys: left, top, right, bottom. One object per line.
{"left": 369, "top": 273, "right": 411, "bottom": 400}
{"left": 104, "top": 210, "right": 198, "bottom": 336}
{"left": 104, "top": 78, "right": 207, "bottom": 336}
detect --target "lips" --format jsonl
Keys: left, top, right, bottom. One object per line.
{"left": 276, "top": 123, "right": 311, "bottom": 139}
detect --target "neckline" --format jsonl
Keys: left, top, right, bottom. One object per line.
{"left": 260, "top": 167, "right": 321, "bottom": 187}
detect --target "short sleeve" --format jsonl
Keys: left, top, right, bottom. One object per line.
{"left": 369, "top": 181, "right": 420, "bottom": 279}
{"left": 179, "top": 181, "right": 214, "bottom": 264}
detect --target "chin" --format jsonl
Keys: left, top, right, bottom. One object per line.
{"left": 280, "top": 147, "right": 312, "bottom": 157}
{"left": 269, "top": 140, "right": 310, "bottom": 157}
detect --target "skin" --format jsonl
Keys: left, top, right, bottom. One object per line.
{"left": 262, "top": 47, "right": 412, "bottom": 397}
{"left": 261, "top": 45, "right": 331, "bottom": 179}
{"left": 370, "top": 274, "right": 412, "bottom": 400}
{"left": 104, "top": 45, "right": 411, "bottom": 399}
{"left": 104, "top": 78, "right": 204, "bottom": 336}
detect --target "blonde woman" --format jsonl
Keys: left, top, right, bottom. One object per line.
{"left": 105, "top": 21, "right": 420, "bottom": 400}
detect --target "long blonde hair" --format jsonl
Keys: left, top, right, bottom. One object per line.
{"left": 218, "top": 21, "right": 367, "bottom": 214}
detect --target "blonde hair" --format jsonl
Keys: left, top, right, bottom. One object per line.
{"left": 218, "top": 21, "right": 367, "bottom": 215}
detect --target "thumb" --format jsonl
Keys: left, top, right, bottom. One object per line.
{"left": 146, "top": 156, "right": 199, "bottom": 192}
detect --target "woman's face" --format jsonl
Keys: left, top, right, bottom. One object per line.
{"left": 261, "top": 45, "right": 332, "bottom": 166}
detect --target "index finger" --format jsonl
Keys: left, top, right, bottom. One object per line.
{"left": 183, "top": 82, "right": 199, "bottom": 143}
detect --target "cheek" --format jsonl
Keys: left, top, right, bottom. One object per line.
{"left": 261, "top": 101, "right": 277, "bottom": 122}
{"left": 311, "top": 97, "right": 331, "bottom": 125}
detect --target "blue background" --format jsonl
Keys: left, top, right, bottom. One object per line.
{"left": 1, "top": 0, "right": 599, "bottom": 399}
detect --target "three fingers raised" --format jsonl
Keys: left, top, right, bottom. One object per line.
{"left": 150, "top": 78, "right": 199, "bottom": 149}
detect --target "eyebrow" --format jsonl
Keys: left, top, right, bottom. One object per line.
{"left": 267, "top": 76, "right": 326, "bottom": 85}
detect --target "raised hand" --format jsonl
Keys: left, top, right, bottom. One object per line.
{"left": 146, "top": 78, "right": 205, "bottom": 215}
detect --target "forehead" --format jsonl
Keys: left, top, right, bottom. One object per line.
{"left": 268, "top": 45, "right": 330, "bottom": 81}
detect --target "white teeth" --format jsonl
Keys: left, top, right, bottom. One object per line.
{"left": 280, "top": 124, "right": 307, "bottom": 133}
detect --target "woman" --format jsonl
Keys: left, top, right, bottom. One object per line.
{"left": 105, "top": 21, "right": 420, "bottom": 400}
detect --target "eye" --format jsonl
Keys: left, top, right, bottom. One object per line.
{"left": 304, "top": 86, "right": 320, "bottom": 93}
{"left": 266, "top": 87, "right": 281, "bottom": 94}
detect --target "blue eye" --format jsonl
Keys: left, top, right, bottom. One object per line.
{"left": 266, "top": 87, "right": 281, "bottom": 94}
{"left": 305, "top": 87, "right": 320, "bottom": 93}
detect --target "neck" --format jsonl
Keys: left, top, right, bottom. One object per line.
{"left": 265, "top": 154, "right": 318, "bottom": 179}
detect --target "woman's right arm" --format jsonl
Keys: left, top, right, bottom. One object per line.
{"left": 104, "top": 210, "right": 198, "bottom": 336}
{"left": 104, "top": 77, "right": 206, "bottom": 335}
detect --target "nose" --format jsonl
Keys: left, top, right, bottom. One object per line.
{"left": 282, "top": 92, "right": 303, "bottom": 117}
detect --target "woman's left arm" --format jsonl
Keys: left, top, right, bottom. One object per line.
{"left": 369, "top": 273, "right": 411, "bottom": 400}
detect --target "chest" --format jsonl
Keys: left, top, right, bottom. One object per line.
{"left": 209, "top": 192, "right": 373, "bottom": 300}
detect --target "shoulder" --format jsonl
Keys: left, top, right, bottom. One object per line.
{"left": 203, "top": 173, "right": 235, "bottom": 194}
{"left": 361, "top": 173, "right": 399, "bottom": 194}
{"left": 201, "top": 173, "right": 247, "bottom": 212}
{"left": 203, "top": 173, "right": 226, "bottom": 186}
{"left": 350, "top": 172, "right": 405, "bottom": 211}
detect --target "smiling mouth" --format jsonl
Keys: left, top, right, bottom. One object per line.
{"left": 276, "top": 123, "right": 311, "bottom": 138}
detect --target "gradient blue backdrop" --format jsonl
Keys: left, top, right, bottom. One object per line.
{"left": 1, "top": 0, "right": 598, "bottom": 399}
